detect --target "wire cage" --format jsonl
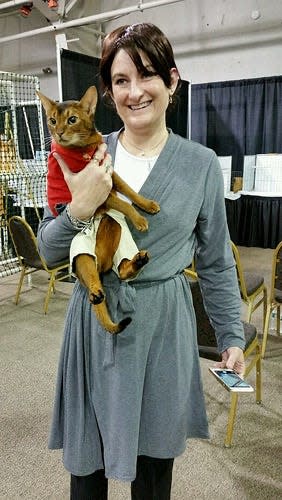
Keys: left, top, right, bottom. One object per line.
{"left": 0, "top": 72, "right": 48, "bottom": 277}
{"left": 243, "top": 154, "right": 282, "bottom": 194}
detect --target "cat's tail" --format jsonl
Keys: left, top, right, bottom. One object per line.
{"left": 93, "top": 301, "right": 132, "bottom": 334}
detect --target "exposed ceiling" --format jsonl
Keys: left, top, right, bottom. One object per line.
{"left": 0, "top": 0, "right": 281, "bottom": 95}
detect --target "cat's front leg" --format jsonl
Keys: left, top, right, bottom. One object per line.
{"left": 112, "top": 172, "right": 160, "bottom": 214}
{"left": 106, "top": 193, "right": 149, "bottom": 231}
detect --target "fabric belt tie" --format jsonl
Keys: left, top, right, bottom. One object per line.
{"left": 102, "top": 273, "right": 184, "bottom": 368}
{"left": 102, "top": 280, "right": 136, "bottom": 368}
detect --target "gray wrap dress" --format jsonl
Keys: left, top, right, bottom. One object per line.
{"left": 37, "top": 131, "right": 245, "bottom": 481}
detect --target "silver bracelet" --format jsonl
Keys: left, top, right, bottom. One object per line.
{"left": 65, "top": 204, "right": 94, "bottom": 231}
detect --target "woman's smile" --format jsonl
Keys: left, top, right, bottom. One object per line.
{"left": 128, "top": 100, "right": 152, "bottom": 111}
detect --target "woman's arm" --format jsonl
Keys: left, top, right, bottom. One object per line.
{"left": 37, "top": 206, "right": 80, "bottom": 266}
{"left": 195, "top": 152, "right": 245, "bottom": 361}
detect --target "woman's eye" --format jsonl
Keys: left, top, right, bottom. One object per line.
{"left": 49, "top": 118, "right": 56, "bottom": 125}
{"left": 68, "top": 116, "right": 77, "bottom": 124}
{"left": 114, "top": 78, "right": 127, "bottom": 86}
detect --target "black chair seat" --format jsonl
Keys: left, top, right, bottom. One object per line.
{"left": 274, "top": 288, "right": 282, "bottom": 303}
{"left": 189, "top": 280, "right": 257, "bottom": 361}
{"left": 244, "top": 272, "right": 264, "bottom": 295}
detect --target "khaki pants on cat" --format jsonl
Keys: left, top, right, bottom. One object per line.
{"left": 70, "top": 209, "right": 140, "bottom": 280}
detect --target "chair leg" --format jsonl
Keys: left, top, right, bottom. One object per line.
{"left": 246, "top": 301, "right": 253, "bottom": 323}
{"left": 277, "top": 306, "right": 281, "bottom": 336}
{"left": 263, "top": 287, "right": 267, "bottom": 327}
{"left": 15, "top": 267, "right": 26, "bottom": 305}
{"left": 255, "top": 344, "right": 262, "bottom": 404}
{"left": 224, "top": 393, "right": 239, "bottom": 447}
{"left": 261, "top": 304, "right": 272, "bottom": 358}
{"left": 261, "top": 287, "right": 268, "bottom": 336}
{"left": 44, "top": 272, "right": 55, "bottom": 314}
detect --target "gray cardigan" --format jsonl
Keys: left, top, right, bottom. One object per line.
{"left": 37, "top": 130, "right": 245, "bottom": 481}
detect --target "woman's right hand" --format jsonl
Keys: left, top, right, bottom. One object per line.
{"left": 53, "top": 143, "right": 113, "bottom": 220}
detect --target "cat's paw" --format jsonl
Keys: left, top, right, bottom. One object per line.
{"left": 146, "top": 200, "right": 160, "bottom": 214}
{"left": 133, "top": 250, "right": 150, "bottom": 269}
{"left": 89, "top": 289, "right": 104, "bottom": 305}
{"left": 134, "top": 215, "right": 149, "bottom": 232}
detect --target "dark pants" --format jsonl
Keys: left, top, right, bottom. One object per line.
{"left": 70, "top": 455, "right": 174, "bottom": 500}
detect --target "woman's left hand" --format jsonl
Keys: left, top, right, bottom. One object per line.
{"left": 215, "top": 347, "right": 245, "bottom": 376}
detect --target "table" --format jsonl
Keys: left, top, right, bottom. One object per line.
{"left": 225, "top": 194, "right": 282, "bottom": 249}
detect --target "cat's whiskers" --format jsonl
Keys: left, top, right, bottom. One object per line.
{"left": 44, "top": 136, "right": 52, "bottom": 148}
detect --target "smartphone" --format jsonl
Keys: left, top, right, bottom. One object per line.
{"left": 209, "top": 368, "right": 254, "bottom": 393}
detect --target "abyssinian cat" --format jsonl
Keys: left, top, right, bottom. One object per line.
{"left": 0, "top": 138, "right": 16, "bottom": 173}
{"left": 37, "top": 86, "right": 160, "bottom": 333}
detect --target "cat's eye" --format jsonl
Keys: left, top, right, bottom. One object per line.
{"left": 49, "top": 118, "right": 56, "bottom": 125}
{"left": 68, "top": 116, "right": 77, "bottom": 124}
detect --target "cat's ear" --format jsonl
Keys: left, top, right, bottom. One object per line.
{"left": 36, "top": 91, "right": 56, "bottom": 114}
{"left": 79, "top": 86, "right": 98, "bottom": 115}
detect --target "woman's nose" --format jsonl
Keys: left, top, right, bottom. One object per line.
{"left": 128, "top": 79, "right": 144, "bottom": 99}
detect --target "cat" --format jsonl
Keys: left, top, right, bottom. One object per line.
{"left": 0, "top": 138, "right": 16, "bottom": 173}
{"left": 37, "top": 86, "right": 160, "bottom": 334}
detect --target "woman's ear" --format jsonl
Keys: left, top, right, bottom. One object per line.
{"left": 170, "top": 68, "right": 180, "bottom": 93}
{"left": 103, "top": 88, "right": 116, "bottom": 108}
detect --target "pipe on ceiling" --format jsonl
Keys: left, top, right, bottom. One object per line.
{"left": 0, "top": 0, "right": 184, "bottom": 44}
{"left": 0, "top": 0, "right": 30, "bottom": 9}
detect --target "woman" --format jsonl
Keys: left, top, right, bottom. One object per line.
{"left": 38, "top": 23, "right": 245, "bottom": 500}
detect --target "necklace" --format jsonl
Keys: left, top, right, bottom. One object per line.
{"left": 122, "top": 131, "right": 168, "bottom": 157}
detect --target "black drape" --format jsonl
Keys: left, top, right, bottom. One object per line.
{"left": 61, "top": 49, "right": 122, "bottom": 134}
{"left": 191, "top": 76, "right": 282, "bottom": 174}
{"left": 225, "top": 195, "right": 282, "bottom": 249}
{"left": 60, "top": 49, "right": 189, "bottom": 137}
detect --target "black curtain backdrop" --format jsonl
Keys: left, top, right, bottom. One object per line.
{"left": 191, "top": 75, "right": 282, "bottom": 174}
{"left": 60, "top": 49, "right": 189, "bottom": 137}
{"left": 225, "top": 195, "right": 282, "bottom": 249}
{"left": 59, "top": 50, "right": 282, "bottom": 248}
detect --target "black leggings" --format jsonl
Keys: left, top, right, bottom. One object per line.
{"left": 70, "top": 455, "right": 174, "bottom": 500}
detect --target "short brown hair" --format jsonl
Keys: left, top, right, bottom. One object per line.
{"left": 99, "top": 23, "right": 180, "bottom": 97}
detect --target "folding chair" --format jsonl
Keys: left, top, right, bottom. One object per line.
{"left": 8, "top": 215, "right": 71, "bottom": 313}
{"left": 231, "top": 241, "right": 267, "bottom": 331}
{"left": 185, "top": 270, "right": 262, "bottom": 447}
{"left": 261, "top": 241, "right": 282, "bottom": 357}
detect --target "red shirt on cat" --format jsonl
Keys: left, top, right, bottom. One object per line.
{"left": 47, "top": 141, "right": 97, "bottom": 216}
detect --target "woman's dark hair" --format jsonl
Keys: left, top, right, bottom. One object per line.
{"left": 99, "top": 23, "right": 180, "bottom": 104}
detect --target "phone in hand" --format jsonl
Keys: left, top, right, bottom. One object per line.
{"left": 209, "top": 368, "right": 254, "bottom": 393}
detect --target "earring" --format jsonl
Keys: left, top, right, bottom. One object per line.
{"left": 169, "top": 95, "right": 173, "bottom": 104}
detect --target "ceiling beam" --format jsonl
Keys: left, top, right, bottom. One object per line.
{"left": 0, "top": 0, "right": 184, "bottom": 44}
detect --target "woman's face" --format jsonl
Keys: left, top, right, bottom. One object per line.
{"left": 110, "top": 48, "right": 178, "bottom": 134}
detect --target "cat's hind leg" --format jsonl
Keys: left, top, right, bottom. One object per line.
{"left": 75, "top": 253, "right": 132, "bottom": 334}
{"left": 74, "top": 254, "right": 105, "bottom": 305}
{"left": 118, "top": 251, "right": 150, "bottom": 280}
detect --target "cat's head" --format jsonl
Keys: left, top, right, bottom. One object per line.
{"left": 37, "top": 86, "right": 102, "bottom": 148}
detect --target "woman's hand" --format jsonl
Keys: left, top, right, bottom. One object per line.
{"left": 53, "top": 143, "right": 113, "bottom": 220}
{"left": 215, "top": 346, "right": 245, "bottom": 376}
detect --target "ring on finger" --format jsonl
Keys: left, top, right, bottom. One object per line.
{"left": 104, "top": 159, "right": 112, "bottom": 173}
